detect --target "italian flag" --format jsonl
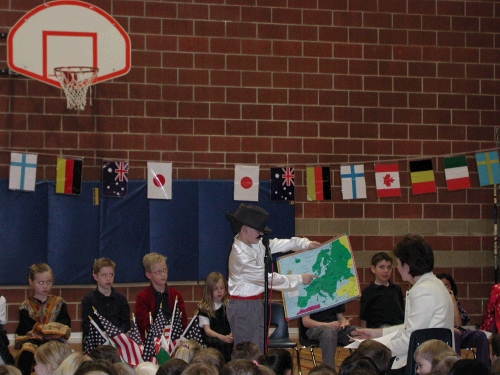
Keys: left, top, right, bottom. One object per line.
{"left": 443, "top": 155, "right": 470, "bottom": 191}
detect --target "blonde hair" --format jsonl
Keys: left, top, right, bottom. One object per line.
{"left": 34, "top": 341, "right": 72, "bottom": 373}
{"left": 135, "top": 362, "right": 159, "bottom": 375}
{"left": 173, "top": 340, "right": 202, "bottom": 363}
{"left": 199, "top": 272, "right": 229, "bottom": 318}
{"left": 143, "top": 253, "right": 167, "bottom": 273}
{"left": 53, "top": 353, "right": 91, "bottom": 375}
{"left": 0, "top": 365, "right": 22, "bottom": 375}
{"left": 429, "top": 354, "right": 461, "bottom": 375}
{"left": 29, "top": 263, "right": 53, "bottom": 282}
{"left": 414, "top": 339, "right": 456, "bottom": 363}
{"left": 93, "top": 258, "right": 116, "bottom": 275}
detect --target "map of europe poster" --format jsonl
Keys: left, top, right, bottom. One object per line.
{"left": 277, "top": 234, "right": 360, "bottom": 320}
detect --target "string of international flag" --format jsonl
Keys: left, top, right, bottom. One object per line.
{"left": 6, "top": 149, "right": 500, "bottom": 202}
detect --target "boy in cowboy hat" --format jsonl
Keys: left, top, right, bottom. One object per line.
{"left": 226, "top": 203, "right": 320, "bottom": 353}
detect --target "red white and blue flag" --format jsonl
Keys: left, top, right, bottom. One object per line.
{"left": 102, "top": 160, "right": 129, "bottom": 197}
{"left": 270, "top": 167, "right": 295, "bottom": 201}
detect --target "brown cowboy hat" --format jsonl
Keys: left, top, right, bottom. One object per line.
{"left": 226, "top": 203, "right": 272, "bottom": 233}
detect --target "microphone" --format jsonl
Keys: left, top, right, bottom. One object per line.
{"left": 262, "top": 237, "right": 272, "bottom": 262}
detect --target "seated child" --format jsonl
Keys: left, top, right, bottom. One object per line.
{"left": 81, "top": 258, "right": 130, "bottom": 350}
{"left": 429, "top": 354, "right": 461, "bottom": 375}
{"left": 173, "top": 340, "right": 201, "bottom": 364}
{"left": 359, "top": 252, "right": 404, "bottom": 328}
{"left": 157, "top": 358, "right": 189, "bottom": 375}
{"left": 15, "top": 264, "right": 71, "bottom": 375}
{"left": 309, "top": 364, "right": 337, "bottom": 375}
{"left": 191, "top": 348, "right": 225, "bottom": 373}
{"left": 0, "top": 294, "right": 14, "bottom": 366}
{"left": 198, "top": 272, "right": 233, "bottom": 363}
{"left": 301, "top": 304, "right": 355, "bottom": 368}
{"left": 135, "top": 253, "right": 187, "bottom": 341}
{"left": 492, "top": 333, "right": 500, "bottom": 363}
{"left": 33, "top": 340, "right": 72, "bottom": 375}
{"left": 231, "top": 341, "right": 260, "bottom": 361}
{"left": 338, "top": 339, "right": 391, "bottom": 375}
{"left": 413, "top": 339, "right": 458, "bottom": 375}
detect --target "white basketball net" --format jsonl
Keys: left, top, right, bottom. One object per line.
{"left": 54, "top": 67, "right": 99, "bottom": 110}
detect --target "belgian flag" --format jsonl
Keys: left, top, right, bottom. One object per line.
{"left": 409, "top": 159, "right": 436, "bottom": 195}
{"left": 56, "top": 158, "right": 83, "bottom": 195}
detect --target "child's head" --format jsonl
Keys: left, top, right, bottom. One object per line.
{"left": 173, "top": 340, "right": 202, "bottom": 363}
{"left": 143, "top": 253, "right": 168, "bottom": 289}
{"left": 231, "top": 341, "right": 261, "bottom": 361}
{"left": 226, "top": 204, "right": 271, "bottom": 245}
{"left": 257, "top": 349, "right": 293, "bottom": 375}
{"left": 192, "top": 348, "right": 225, "bottom": 373}
{"left": 370, "top": 252, "right": 393, "bottom": 285}
{"left": 28, "top": 263, "right": 54, "bottom": 299}
{"left": 308, "top": 364, "right": 337, "bottom": 375}
{"left": 200, "top": 272, "right": 228, "bottom": 316}
{"left": 429, "top": 354, "right": 461, "bottom": 375}
{"left": 88, "top": 345, "right": 121, "bottom": 363}
{"left": 180, "top": 363, "right": 218, "bottom": 375}
{"left": 355, "top": 339, "right": 391, "bottom": 373}
{"left": 135, "top": 362, "right": 159, "bottom": 375}
{"left": 220, "top": 360, "right": 260, "bottom": 375}
{"left": 93, "top": 258, "right": 116, "bottom": 293}
{"left": 414, "top": 340, "right": 456, "bottom": 375}
{"left": 34, "top": 340, "right": 72, "bottom": 375}
{"left": 112, "top": 363, "right": 135, "bottom": 375}
{"left": 0, "top": 365, "right": 22, "bottom": 375}
{"left": 436, "top": 273, "right": 458, "bottom": 299}
{"left": 157, "top": 359, "right": 189, "bottom": 375}
{"left": 53, "top": 353, "right": 92, "bottom": 375}
{"left": 492, "top": 334, "right": 500, "bottom": 361}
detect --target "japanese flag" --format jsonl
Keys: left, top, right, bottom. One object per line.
{"left": 234, "top": 165, "right": 259, "bottom": 201}
{"left": 147, "top": 162, "right": 172, "bottom": 199}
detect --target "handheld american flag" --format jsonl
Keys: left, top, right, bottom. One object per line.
{"left": 142, "top": 310, "right": 168, "bottom": 361}
{"left": 95, "top": 309, "right": 143, "bottom": 366}
{"left": 179, "top": 314, "right": 204, "bottom": 346}
{"left": 83, "top": 317, "right": 108, "bottom": 354}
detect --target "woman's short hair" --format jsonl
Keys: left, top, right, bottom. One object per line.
{"left": 393, "top": 234, "right": 434, "bottom": 276}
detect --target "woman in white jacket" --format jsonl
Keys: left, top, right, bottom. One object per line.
{"left": 352, "top": 234, "right": 454, "bottom": 374}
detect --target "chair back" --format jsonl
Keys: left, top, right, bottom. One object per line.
{"left": 269, "top": 303, "right": 290, "bottom": 340}
{"left": 298, "top": 317, "right": 319, "bottom": 347}
{"left": 406, "top": 328, "right": 453, "bottom": 375}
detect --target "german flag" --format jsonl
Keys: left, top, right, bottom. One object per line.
{"left": 56, "top": 158, "right": 83, "bottom": 195}
{"left": 306, "top": 166, "right": 331, "bottom": 201}
{"left": 409, "top": 159, "right": 436, "bottom": 195}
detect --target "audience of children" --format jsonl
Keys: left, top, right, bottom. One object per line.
{"left": 181, "top": 363, "right": 218, "bottom": 375}
{"left": 135, "top": 253, "right": 187, "bottom": 341}
{"left": 448, "top": 358, "right": 490, "bottom": 375}
{"left": 191, "top": 348, "right": 225, "bottom": 374}
{"left": 157, "top": 359, "right": 189, "bottom": 375}
{"left": 360, "top": 252, "right": 405, "bottom": 328}
{"left": 88, "top": 345, "right": 121, "bottom": 364}
{"left": 308, "top": 364, "right": 338, "bottom": 375}
{"left": 81, "top": 258, "right": 131, "bottom": 349}
{"left": 198, "top": 272, "right": 233, "bottom": 363}
{"left": 15, "top": 264, "right": 71, "bottom": 375}
{"left": 231, "top": 341, "right": 261, "bottom": 361}
{"left": 134, "top": 361, "right": 159, "bottom": 375}
{"left": 0, "top": 365, "right": 21, "bottom": 375}
{"left": 52, "top": 353, "right": 91, "bottom": 375}
{"left": 114, "top": 362, "right": 136, "bottom": 375}
{"left": 220, "top": 359, "right": 260, "bottom": 375}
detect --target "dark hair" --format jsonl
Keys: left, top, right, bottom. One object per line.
{"left": 231, "top": 341, "right": 261, "bottom": 361}
{"left": 393, "top": 234, "right": 434, "bottom": 277}
{"left": 338, "top": 356, "right": 381, "bottom": 375}
{"left": 308, "top": 364, "right": 337, "bottom": 375}
{"left": 220, "top": 359, "right": 261, "bottom": 375}
{"left": 257, "top": 349, "right": 292, "bottom": 375}
{"left": 74, "top": 360, "right": 118, "bottom": 375}
{"left": 157, "top": 359, "right": 189, "bottom": 375}
{"left": 371, "top": 252, "right": 393, "bottom": 267}
{"left": 88, "top": 345, "right": 121, "bottom": 364}
{"left": 448, "top": 359, "right": 489, "bottom": 375}
{"left": 492, "top": 334, "right": 500, "bottom": 357}
{"left": 192, "top": 348, "right": 225, "bottom": 373}
{"left": 436, "top": 273, "right": 458, "bottom": 298}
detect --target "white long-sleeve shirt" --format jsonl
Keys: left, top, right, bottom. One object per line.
{"left": 0, "top": 295, "right": 6, "bottom": 325}
{"left": 228, "top": 236, "right": 311, "bottom": 297}
{"left": 381, "top": 272, "right": 454, "bottom": 369}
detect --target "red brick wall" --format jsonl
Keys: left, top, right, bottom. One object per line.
{"left": 0, "top": 0, "right": 499, "bottom": 332}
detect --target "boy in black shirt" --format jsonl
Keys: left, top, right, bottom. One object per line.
{"left": 359, "top": 252, "right": 404, "bottom": 328}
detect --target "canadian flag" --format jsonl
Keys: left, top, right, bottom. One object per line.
{"left": 374, "top": 163, "right": 401, "bottom": 198}
{"left": 234, "top": 165, "right": 259, "bottom": 201}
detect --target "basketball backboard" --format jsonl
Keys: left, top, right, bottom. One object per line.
{"left": 7, "top": 0, "right": 131, "bottom": 87}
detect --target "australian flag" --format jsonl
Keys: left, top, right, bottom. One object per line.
{"left": 102, "top": 160, "right": 129, "bottom": 197}
{"left": 270, "top": 167, "right": 295, "bottom": 202}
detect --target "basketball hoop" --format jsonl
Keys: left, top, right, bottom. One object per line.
{"left": 54, "top": 66, "right": 99, "bottom": 110}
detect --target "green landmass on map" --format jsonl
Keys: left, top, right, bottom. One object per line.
{"left": 297, "top": 236, "right": 355, "bottom": 309}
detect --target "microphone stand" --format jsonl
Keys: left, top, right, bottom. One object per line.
{"left": 262, "top": 237, "right": 271, "bottom": 353}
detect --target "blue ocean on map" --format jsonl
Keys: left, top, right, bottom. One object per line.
{"left": 277, "top": 234, "right": 360, "bottom": 320}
